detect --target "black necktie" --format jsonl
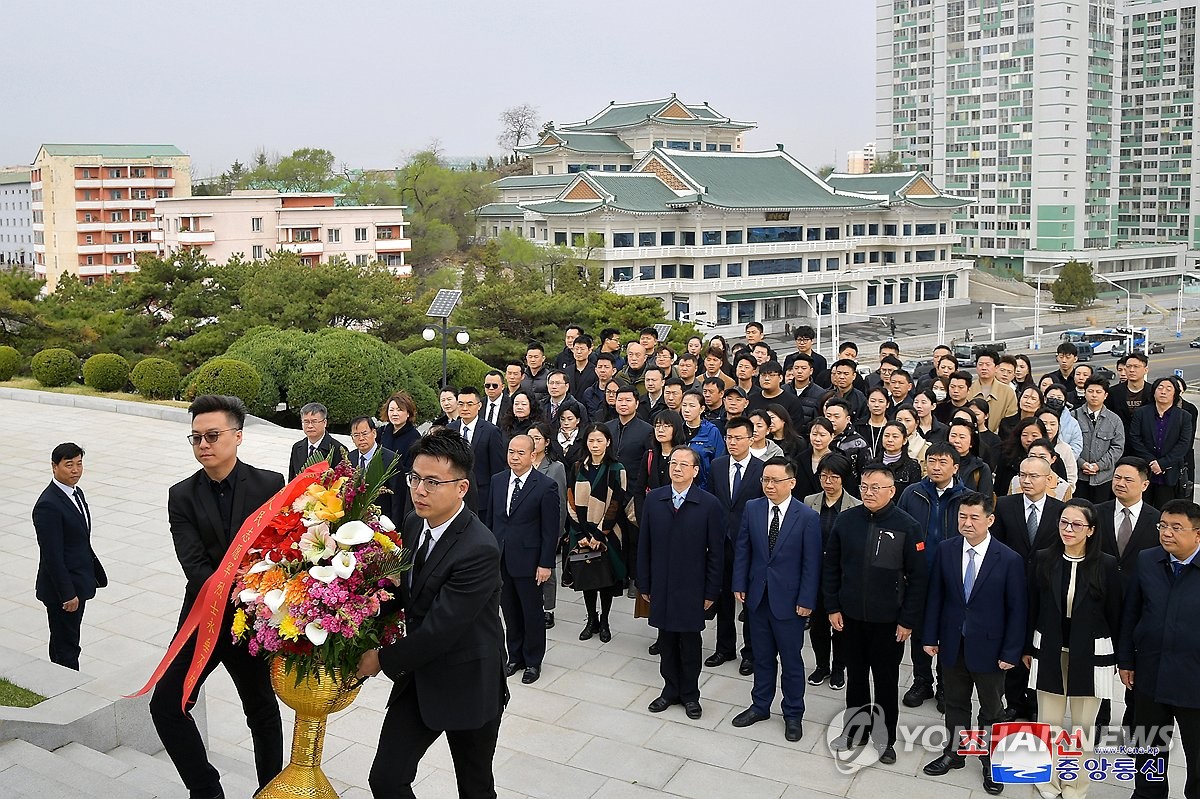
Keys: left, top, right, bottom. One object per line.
{"left": 769, "top": 506, "right": 781, "bottom": 553}
{"left": 73, "top": 487, "right": 90, "bottom": 531}
{"left": 488, "top": 402, "right": 497, "bottom": 424}
{"left": 732, "top": 462, "right": 743, "bottom": 502}
{"left": 308, "top": 444, "right": 316, "bottom": 459}
{"left": 413, "top": 528, "right": 432, "bottom": 575}
{"left": 509, "top": 476, "right": 523, "bottom": 516}
{"left": 1173, "top": 560, "right": 1185, "bottom": 579}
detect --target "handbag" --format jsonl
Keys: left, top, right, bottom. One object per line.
{"left": 1178, "top": 465, "right": 1195, "bottom": 500}
{"left": 566, "top": 545, "right": 614, "bottom": 593}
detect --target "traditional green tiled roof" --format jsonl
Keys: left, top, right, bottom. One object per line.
{"left": 519, "top": 131, "right": 633, "bottom": 156}
{"left": 522, "top": 199, "right": 604, "bottom": 216}
{"left": 0, "top": 170, "right": 31, "bottom": 185}
{"left": 906, "top": 196, "right": 974, "bottom": 208}
{"left": 584, "top": 173, "right": 694, "bottom": 213}
{"left": 476, "top": 203, "right": 526, "bottom": 217}
{"left": 652, "top": 150, "right": 880, "bottom": 210}
{"left": 563, "top": 96, "right": 755, "bottom": 132}
{"left": 38, "top": 144, "right": 187, "bottom": 158}
{"left": 493, "top": 174, "right": 574, "bottom": 189}
{"left": 826, "top": 171, "right": 974, "bottom": 208}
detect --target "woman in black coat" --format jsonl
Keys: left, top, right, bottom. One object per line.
{"left": 947, "top": 418, "right": 994, "bottom": 497}
{"left": 1024, "top": 500, "right": 1121, "bottom": 797}
{"left": 377, "top": 391, "right": 421, "bottom": 468}
{"left": 1129, "top": 377, "right": 1196, "bottom": 509}
{"left": 876, "top": 421, "right": 923, "bottom": 496}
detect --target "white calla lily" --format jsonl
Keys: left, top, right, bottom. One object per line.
{"left": 263, "top": 589, "right": 286, "bottom": 614}
{"left": 238, "top": 589, "right": 261, "bottom": 604}
{"left": 304, "top": 621, "right": 328, "bottom": 646}
{"left": 309, "top": 565, "right": 337, "bottom": 584}
{"left": 378, "top": 515, "right": 396, "bottom": 533}
{"left": 331, "top": 550, "right": 356, "bottom": 580}
{"left": 248, "top": 555, "right": 276, "bottom": 574}
{"left": 332, "top": 520, "right": 374, "bottom": 547}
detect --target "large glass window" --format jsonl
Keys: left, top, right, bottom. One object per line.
{"left": 916, "top": 223, "right": 938, "bottom": 235}
{"left": 916, "top": 249, "right": 936, "bottom": 262}
{"left": 704, "top": 264, "right": 721, "bottom": 279}
{"left": 682, "top": 231, "right": 696, "bottom": 246}
{"left": 824, "top": 227, "right": 840, "bottom": 240}
{"left": 640, "top": 265, "right": 656, "bottom": 280}
{"left": 763, "top": 299, "right": 784, "bottom": 320}
{"left": 884, "top": 283, "right": 894, "bottom": 304}
{"left": 808, "top": 258, "right": 822, "bottom": 272}
{"left": 727, "top": 262, "right": 743, "bottom": 277}
{"left": 868, "top": 285, "right": 878, "bottom": 306}
{"left": 852, "top": 224, "right": 866, "bottom": 236}
{"left": 661, "top": 264, "right": 677, "bottom": 278}
{"left": 868, "top": 223, "right": 880, "bottom": 235}
{"left": 884, "top": 224, "right": 898, "bottom": 236}
{"left": 738, "top": 301, "right": 757, "bottom": 323}
{"left": 571, "top": 233, "right": 586, "bottom": 247}
{"left": 613, "top": 232, "right": 634, "bottom": 248}
{"left": 853, "top": 252, "right": 866, "bottom": 264}
{"left": 703, "top": 230, "right": 722, "bottom": 245}
{"left": 747, "top": 226, "right": 803, "bottom": 243}
{"left": 900, "top": 281, "right": 910, "bottom": 303}
{"left": 717, "top": 302, "right": 732, "bottom": 325}
{"left": 661, "top": 231, "right": 676, "bottom": 246}
{"left": 806, "top": 228, "right": 821, "bottom": 241}
{"left": 679, "top": 264, "right": 695, "bottom": 279}
{"left": 748, "top": 258, "right": 803, "bottom": 276}
{"left": 613, "top": 266, "right": 633, "bottom": 282}
{"left": 884, "top": 252, "right": 897, "bottom": 264}
{"left": 922, "top": 279, "right": 942, "bottom": 300}
{"left": 666, "top": 140, "right": 690, "bottom": 150}
{"left": 639, "top": 231, "right": 656, "bottom": 246}
{"left": 554, "top": 232, "right": 567, "bottom": 245}
{"left": 826, "top": 257, "right": 840, "bottom": 270}
{"left": 725, "top": 230, "right": 743, "bottom": 245}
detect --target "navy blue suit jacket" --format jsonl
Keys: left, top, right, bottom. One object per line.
{"left": 1119, "top": 546, "right": 1200, "bottom": 708}
{"left": 709, "top": 455, "right": 765, "bottom": 543}
{"left": 451, "top": 418, "right": 506, "bottom": 518}
{"left": 732, "top": 497, "right": 822, "bottom": 621}
{"left": 485, "top": 468, "right": 560, "bottom": 578}
{"left": 34, "top": 483, "right": 106, "bottom": 605}
{"left": 922, "top": 536, "right": 1027, "bottom": 673}
{"left": 636, "top": 485, "right": 724, "bottom": 633}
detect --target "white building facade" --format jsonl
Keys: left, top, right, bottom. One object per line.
{"left": 154, "top": 191, "right": 411, "bottom": 273}
{"left": 0, "top": 169, "right": 33, "bottom": 268}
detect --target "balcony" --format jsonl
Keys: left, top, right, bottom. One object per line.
{"left": 178, "top": 230, "right": 216, "bottom": 245}
{"left": 75, "top": 201, "right": 103, "bottom": 210}
{"left": 74, "top": 179, "right": 103, "bottom": 189}
{"left": 131, "top": 242, "right": 158, "bottom": 253}
{"left": 150, "top": 231, "right": 165, "bottom": 243}
{"left": 281, "top": 241, "right": 324, "bottom": 256}
{"left": 374, "top": 238, "right": 412, "bottom": 253}
{"left": 77, "top": 244, "right": 105, "bottom": 255}
{"left": 122, "top": 200, "right": 156, "bottom": 210}
{"left": 154, "top": 178, "right": 176, "bottom": 188}
{"left": 77, "top": 222, "right": 105, "bottom": 233}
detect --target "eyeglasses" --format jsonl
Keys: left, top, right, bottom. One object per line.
{"left": 484, "top": 383, "right": 501, "bottom": 389}
{"left": 1058, "top": 519, "right": 1092, "bottom": 531}
{"left": 860, "top": 483, "right": 895, "bottom": 494}
{"left": 1018, "top": 472, "right": 1050, "bottom": 481}
{"left": 1156, "top": 522, "right": 1200, "bottom": 534}
{"left": 760, "top": 476, "right": 795, "bottom": 486}
{"left": 300, "top": 418, "right": 326, "bottom": 427}
{"left": 724, "top": 434, "right": 749, "bottom": 442}
{"left": 458, "top": 400, "right": 479, "bottom": 407}
{"left": 186, "top": 428, "right": 240, "bottom": 446}
{"left": 819, "top": 473, "right": 843, "bottom": 482}
{"left": 406, "top": 472, "right": 468, "bottom": 492}
{"left": 350, "top": 430, "right": 375, "bottom": 440}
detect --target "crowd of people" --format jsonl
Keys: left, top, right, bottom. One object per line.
{"left": 283, "top": 321, "right": 1200, "bottom": 797}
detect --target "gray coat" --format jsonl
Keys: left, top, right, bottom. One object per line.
{"left": 1072, "top": 405, "right": 1125, "bottom": 486}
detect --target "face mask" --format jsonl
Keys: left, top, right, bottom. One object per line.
{"left": 933, "top": 388, "right": 947, "bottom": 402}
{"left": 1045, "top": 397, "right": 1065, "bottom": 412}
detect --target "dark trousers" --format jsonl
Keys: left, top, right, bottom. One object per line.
{"left": 45, "top": 599, "right": 85, "bottom": 670}
{"left": 657, "top": 629, "right": 702, "bottom": 704}
{"left": 841, "top": 617, "right": 904, "bottom": 745}
{"left": 1130, "top": 691, "right": 1200, "bottom": 799}
{"left": 500, "top": 571, "right": 546, "bottom": 668}
{"left": 369, "top": 680, "right": 501, "bottom": 799}
{"left": 747, "top": 600, "right": 807, "bottom": 719}
{"left": 809, "top": 595, "right": 842, "bottom": 673}
{"left": 1073, "top": 481, "right": 1112, "bottom": 504}
{"left": 149, "top": 616, "right": 283, "bottom": 795}
{"left": 940, "top": 644, "right": 1005, "bottom": 756}
{"left": 1095, "top": 687, "right": 1136, "bottom": 731}
{"left": 1146, "top": 482, "right": 1179, "bottom": 512}
{"left": 1003, "top": 658, "right": 1036, "bottom": 715}
{"left": 618, "top": 512, "right": 639, "bottom": 586}
{"left": 714, "top": 539, "right": 753, "bottom": 659}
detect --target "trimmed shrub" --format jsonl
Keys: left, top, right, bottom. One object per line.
{"left": 185, "top": 358, "right": 262, "bottom": 407}
{"left": 404, "top": 348, "right": 495, "bottom": 394}
{"left": 0, "top": 345, "right": 20, "bottom": 381}
{"left": 393, "top": 361, "right": 440, "bottom": 422}
{"left": 130, "top": 358, "right": 181, "bottom": 400}
{"left": 31, "top": 348, "right": 80, "bottom": 387}
{"left": 82, "top": 353, "right": 131, "bottom": 392}
{"left": 225, "top": 327, "right": 318, "bottom": 417}
{"left": 287, "top": 330, "right": 406, "bottom": 424}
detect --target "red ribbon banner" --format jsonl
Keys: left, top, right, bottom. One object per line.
{"left": 128, "top": 461, "right": 330, "bottom": 711}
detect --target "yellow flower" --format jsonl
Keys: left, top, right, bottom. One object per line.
{"left": 373, "top": 531, "right": 398, "bottom": 552}
{"left": 231, "top": 608, "right": 248, "bottom": 641}
{"left": 279, "top": 615, "right": 301, "bottom": 641}
{"left": 302, "top": 483, "right": 345, "bottom": 522}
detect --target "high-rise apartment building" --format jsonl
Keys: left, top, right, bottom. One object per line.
{"left": 0, "top": 168, "right": 33, "bottom": 268}
{"left": 876, "top": 0, "right": 1120, "bottom": 269}
{"left": 1119, "top": 0, "right": 1198, "bottom": 249}
{"left": 31, "top": 144, "right": 192, "bottom": 289}
{"left": 847, "top": 142, "right": 878, "bottom": 173}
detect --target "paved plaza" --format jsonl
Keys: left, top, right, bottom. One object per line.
{"left": 0, "top": 391, "right": 1190, "bottom": 798}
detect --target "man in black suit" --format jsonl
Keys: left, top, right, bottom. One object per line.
{"left": 1095, "top": 456, "right": 1161, "bottom": 732}
{"left": 358, "top": 429, "right": 506, "bottom": 799}
{"left": 707, "top": 417, "right": 763, "bottom": 674}
{"left": 1119, "top": 499, "right": 1200, "bottom": 799}
{"left": 638, "top": 448, "right": 724, "bottom": 721}
{"left": 921, "top": 492, "right": 1025, "bottom": 795}
{"left": 288, "top": 401, "right": 345, "bottom": 480}
{"left": 451, "top": 386, "right": 505, "bottom": 521}
{"left": 485, "top": 434, "right": 560, "bottom": 685}
{"left": 480, "top": 370, "right": 510, "bottom": 428}
{"left": 542, "top": 369, "right": 588, "bottom": 429}
{"left": 347, "top": 416, "right": 402, "bottom": 521}
{"left": 988, "top": 455, "right": 1065, "bottom": 721}
{"left": 34, "top": 442, "right": 106, "bottom": 670}
{"left": 150, "top": 395, "right": 284, "bottom": 799}
{"left": 608, "top": 385, "right": 654, "bottom": 593}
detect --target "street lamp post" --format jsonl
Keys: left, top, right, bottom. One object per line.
{"left": 422, "top": 289, "right": 469, "bottom": 389}
{"left": 1031, "top": 262, "right": 1066, "bottom": 351}
{"left": 1176, "top": 272, "right": 1200, "bottom": 337}
{"left": 796, "top": 289, "right": 821, "bottom": 356}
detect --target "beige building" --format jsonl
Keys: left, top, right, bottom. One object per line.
{"left": 153, "top": 191, "right": 411, "bottom": 274}
{"left": 846, "top": 143, "right": 877, "bottom": 174}
{"left": 31, "top": 144, "right": 192, "bottom": 289}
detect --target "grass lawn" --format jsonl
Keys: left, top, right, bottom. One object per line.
{"left": 0, "top": 677, "right": 46, "bottom": 708}
{"left": 0, "top": 377, "right": 188, "bottom": 408}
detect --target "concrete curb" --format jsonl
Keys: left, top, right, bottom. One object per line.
{"left": 0, "top": 386, "right": 281, "bottom": 427}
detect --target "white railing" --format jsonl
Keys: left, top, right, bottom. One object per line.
{"left": 607, "top": 260, "right": 973, "bottom": 296}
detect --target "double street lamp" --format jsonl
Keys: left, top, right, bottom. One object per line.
{"left": 422, "top": 289, "right": 470, "bottom": 389}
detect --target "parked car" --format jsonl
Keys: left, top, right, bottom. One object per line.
{"left": 951, "top": 341, "right": 1008, "bottom": 362}
{"left": 1146, "top": 341, "right": 1166, "bottom": 354}
{"left": 1191, "top": 335, "right": 1200, "bottom": 349}
{"left": 1091, "top": 365, "right": 1116, "bottom": 382}
{"left": 1112, "top": 340, "right": 1166, "bottom": 357}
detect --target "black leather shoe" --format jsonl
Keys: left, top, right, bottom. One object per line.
{"left": 829, "top": 733, "right": 866, "bottom": 751}
{"left": 504, "top": 661, "right": 523, "bottom": 677}
{"left": 807, "top": 666, "right": 830, "bottom": 686}
{"left": 981, "top": 760, "right": 1003, "bottom": 795}
{"left": 829, "top": 669, "right": 846, "bottom": 690}
{"left": 731, "top": 708, "right": 770, "bottom": 727}
{"left": 923, "top": 753, "right": 965, "bottom": 776}
{"left": 521, "top": 667, "right": 541, "bottom": 684}
{"left": 684, "top": 701, "right": 702, "bottom": 720}
{"left": 738, "top": 658, "right": 754, "bottom": 676}
{"left": 784, "top": 717, "right": 803, "bottom": 742}
{"left": 648, "top": 641, "right": 660, "bottom": 655}
{"left": 598, "top": 622, "right": 612, "bottom": 643}
{"left": 579, "top": 619, "right": 598, "bottom": 641}
{"left": 878, "top": 745, "right": 897, "bottom": 765}
{"left": 648, "top": 696, "right": 674, "bottom": 713}
{"left": 705, "top": 652, "right": 735, "bottom": 668}
{"left": 544, "top": 612, "right": 554, "bottom": 629}
{"left": 903, "top": 681, "right": 934, "bottom": 707}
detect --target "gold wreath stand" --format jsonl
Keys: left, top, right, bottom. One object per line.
{"left": 257, "top": 659, "right": 363, "bottom": 799}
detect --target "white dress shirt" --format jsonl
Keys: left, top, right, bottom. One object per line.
{"left": 506, "top": 468, "right": 532, "bottom": 513}
{"left": 1114, "top": 499, "right": 1143, "bottom": 532}
{"left": 962, "top": 534, "right": 992, "bottom": 584}
{"left": 767, "top": 495, "right": 792, "bottom": 529}
{"left": 729, "top": 455, "right": 753, "bottom": 496}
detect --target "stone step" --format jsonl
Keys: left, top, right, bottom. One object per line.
{"left": 0, "top": 738, "right": 155, "bottom": 798}
{"left": 154, "top": 746, "right": 263, "bottom": 796}
{"left": 108, "top": 745, "right": 196, "bottom": 796}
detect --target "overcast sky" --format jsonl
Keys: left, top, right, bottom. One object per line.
{"left": 1, "top": 0, "right": 876, "bottom": 177}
